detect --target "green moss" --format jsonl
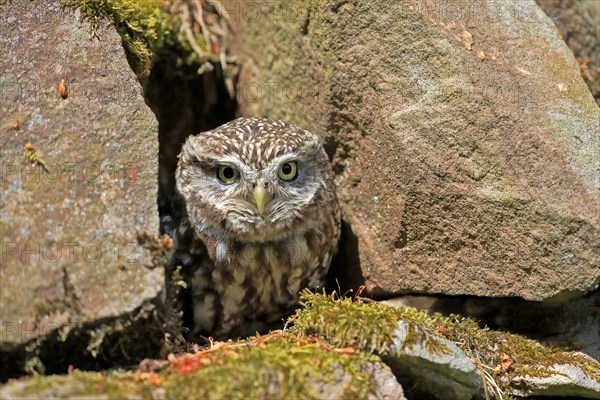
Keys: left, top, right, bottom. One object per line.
{"left": 165, "top": 336, "right": 378, "bottom": 400}
{"left": 61, "top": 0, "right": 220, "bottom": 77}
{"left": 290, "top": 291, "right": 600, "bottom": 393}
{"left": 7, "top": 335, "right": 383, "bottom": 400}
{"left": 14, "top": 370, "right": 153, "bottom": 399}
{"left": 486, "top": 330, "right": 600, "bottom": 383}
{"left": 6, "top": 294, "right": 598, "bottom": 397}
{"left": 289, "top": 290, "right": 459, "bottom": 357}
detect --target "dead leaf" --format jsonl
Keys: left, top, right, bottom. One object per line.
{"left": 577, "top": 59, "right": 591, "bottom": 82}
{"left": 500, "top": 354, "right": 512, "bottom": 372}
{"left": 58, "top": 79, "right": 68, "bottom": 99}
{"left": 160, "top": 236, "right": 174, "bottom": 250}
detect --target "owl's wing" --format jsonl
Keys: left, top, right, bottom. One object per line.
{"left": 161, "top": 191, "right": 206, "bottom": 330}
{"left": 162, "top": 192, "right": 205, "bottom": 269}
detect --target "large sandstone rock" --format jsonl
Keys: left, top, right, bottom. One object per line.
{"left": 0, "top": 0, "right": 163, "bottom": 376}
{"left": 233, "top": 0, "right": 600, "bottom": 301}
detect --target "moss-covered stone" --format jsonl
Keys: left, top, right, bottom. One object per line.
{"left": 0, "top": 334, "right": 404, "bottom": 400}
{"left": 289, "top": 291, "right": 600, "bottom": 397}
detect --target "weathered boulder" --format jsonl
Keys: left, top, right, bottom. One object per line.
{"left": 232, "top": 0, "right": 600, "bottom": 301}
{"left": 0, "top": 335, "right": 406, "bottom": 400}
{"left": 290, "top": 292, "right": 600, "bottom": 399}
{"left": 0, "top": 0, "right": 163, "bottom": 377}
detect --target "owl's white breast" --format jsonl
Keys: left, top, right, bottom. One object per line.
{"left": 190, "top": 218, "right": 334, "bottom": 339}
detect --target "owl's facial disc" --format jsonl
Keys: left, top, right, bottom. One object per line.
{"left": 209, "top": 154, "right": 322, "bottom": 241}
{"left": 177, "top": 117, "right": 332, "bottom": 243}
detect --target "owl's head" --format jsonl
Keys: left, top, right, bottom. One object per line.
{"left": 176, "top": 117, "right": 336, "bottom": 243}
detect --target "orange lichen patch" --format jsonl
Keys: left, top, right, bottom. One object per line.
{"left": 133, "top": 371, "right": 164, "bottom": 386}
{"left": 160, "top": 236, "right": 174, "bottom": 249}
{"left": 497, "top": 353, "right": 513, "bottom": 373}
{"left": 168, "top": 338, "right": 231, "bottom": 374}
{"left": 166, "top": 332, "right": 360, "bottom": 375}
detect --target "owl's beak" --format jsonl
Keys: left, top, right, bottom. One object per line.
{"left": 253, "top": 183, "right": 268, "bottom": 216}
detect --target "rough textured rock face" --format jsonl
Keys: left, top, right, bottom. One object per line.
{"left": 0, "top": 0, "right": 162, "bottom": 373}
{"left": 233, "top": 0, "right": 600, "bottom": 300}
{"left": 537, "top": 0, "right": 600, "bottom": 106}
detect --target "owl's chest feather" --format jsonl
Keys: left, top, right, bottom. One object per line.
{"left": 190, "top": 224, "right": 333, "bottom": 338}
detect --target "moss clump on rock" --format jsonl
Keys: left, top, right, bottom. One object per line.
{"left": 62, "top": 0, "right": 225, "bottom": 77}
{"left": 3, "top": 334, "right": 389, "bottom": 400}
{"left": 289, "top": 291, "right": 600, "bottom": 393}
{"left": 289, "top": 290, "right": 483, "bottom": 355}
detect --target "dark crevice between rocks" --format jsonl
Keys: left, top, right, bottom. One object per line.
{"left": 60, "top": 266, "right": 82, "bottom": 317}
{"left": 0, "top": 302, "right": 166, "bottom": 382}
{"left": 144, "top": 60, "right": 237, "bottom": 220}
{"left": 0, "top": 235, "right": 174, "bottom": 382}
{"left": 326, "top": 220, "right": 366, "bottom": 296}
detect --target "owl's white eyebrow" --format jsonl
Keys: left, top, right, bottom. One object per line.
{"left": 204, "top": 153, "right": 243, "bottom": 167}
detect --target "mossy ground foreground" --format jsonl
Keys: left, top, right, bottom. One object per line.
{"left": 3, "top": 332, "right": 380, "bottom": 400}
{"left": 3, "top": 292, "right": 598, "bottom": 399}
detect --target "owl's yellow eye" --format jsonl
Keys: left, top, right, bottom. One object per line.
{"left": 278, "top": 161, "right": 298, "bottom": 181}
{"left": 217, "top": 165, "right": 240, "bottom": 184}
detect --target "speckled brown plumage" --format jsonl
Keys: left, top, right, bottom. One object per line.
{"left": 168, "top": 117, "right": 340, "bottom": 339}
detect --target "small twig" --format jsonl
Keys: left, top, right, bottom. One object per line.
{"left": 179, "top": 1, "right": 206, "bottom": 60}
{"left": 473, "top": 357, "right": 504, "bottom": 399}
{"left": 474, "top": 358, "right": 491, "bottom": 400}
{"left": 193, "top": 0, "right": 212, "bottom": 53}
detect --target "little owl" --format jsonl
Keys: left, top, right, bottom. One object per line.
{"left": 169, "top": 117, "right": 340, "bottom": 339}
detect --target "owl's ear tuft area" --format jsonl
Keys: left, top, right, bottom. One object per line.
{"left": 180, "top": 137, "right": 206, "bottom": 166}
